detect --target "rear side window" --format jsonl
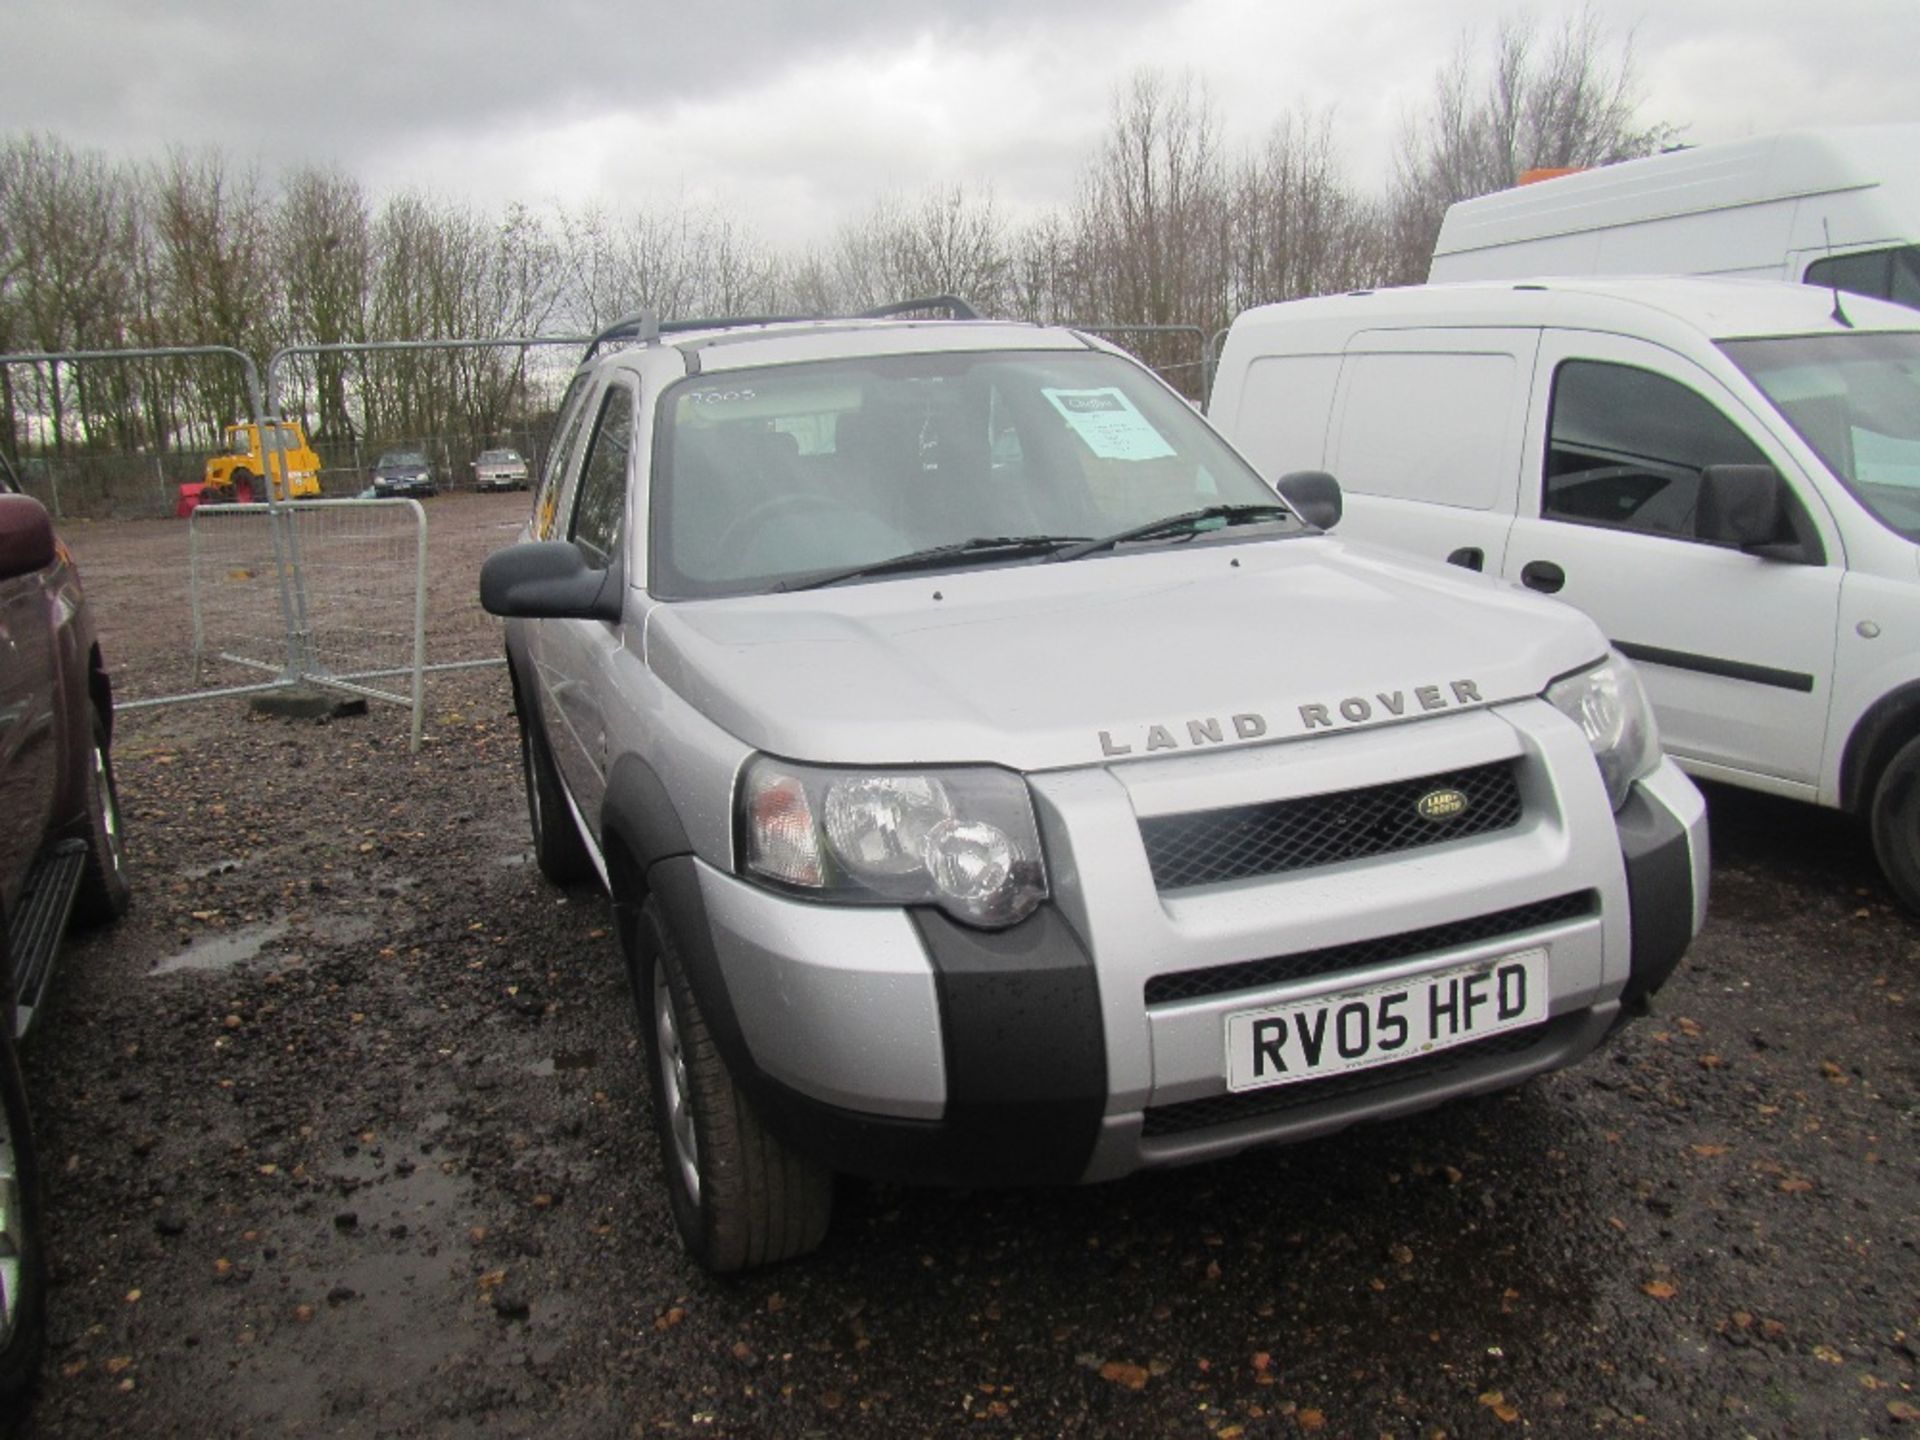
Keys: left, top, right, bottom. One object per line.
{"left": 1544, "top": 360, "right": 1767, "bottom": 537}
{"left": 570, "top": 385, "right": 635, "bottom": 567}
{"left": 1333, "top": 351, "right": 1517, "bottom": 510}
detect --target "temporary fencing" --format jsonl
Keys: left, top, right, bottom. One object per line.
{"left": 188, "top": 499, "right": 428, "bottom": 747}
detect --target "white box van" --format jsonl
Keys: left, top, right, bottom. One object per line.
{"left": 1209, "top": 277, "right": 1920, "bottom": 905}
{"left": 1429, "top": 127, "right": 1920, "bottom": 308}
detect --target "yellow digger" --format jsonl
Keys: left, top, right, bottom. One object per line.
{"left": 181, "top": 421, "right": 322, "bottom": 514}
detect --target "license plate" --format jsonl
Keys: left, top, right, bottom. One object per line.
{"left": 1224, "top": 948, "right": 1549, "bottom": 1092}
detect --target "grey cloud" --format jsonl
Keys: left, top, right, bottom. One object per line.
{"left": 4, "top": 0, "right": 1160, "bottom": 176}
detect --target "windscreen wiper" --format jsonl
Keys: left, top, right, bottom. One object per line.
{"left": 777, "top": 535, "right": 1090, "bottom": 592}
{"left": 1049, "top": 503, "right": 1299, "bottom": 563}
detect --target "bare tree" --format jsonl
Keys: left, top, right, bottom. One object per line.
{"left": 1, "top": 135, "right": 140, "bottom": 453}
{"left": 1388, "top": 7, "right": 1677, "bottom": 281}
{"left": 274, "top": 166, "right": 373, "bottom": 443}
{"left": 1060, "top": 69, "right": 1233, "bottom": 389}
{"left": 150, "top": 148, "right": 279, "bottom": 435}
{"left": 1231, "top": 108, "right": 1387, "bottom": 307}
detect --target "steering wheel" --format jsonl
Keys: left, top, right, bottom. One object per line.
{"left": 713, "top": 492, "right": 857, "bottom": 562}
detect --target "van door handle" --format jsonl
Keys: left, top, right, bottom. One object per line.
{"left": 1446, "top": 546, "right": 1484, "bottom": 572}
{"left": 1520, "top": 560, "right": 1565, "bottom": 594}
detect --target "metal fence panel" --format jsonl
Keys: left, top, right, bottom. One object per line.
{"left": 189, "top": 499, "right": 428, "bottom": 747}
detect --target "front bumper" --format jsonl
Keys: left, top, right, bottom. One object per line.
{"left": 662, "top": 716, "right": 1707, "bottom": 1188}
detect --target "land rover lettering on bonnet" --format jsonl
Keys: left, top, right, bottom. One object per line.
{"left": 1097, "top": 679, "right": 1485, "bottom": 756}
{"left": 480, "top": 300, "right": 1709, "bottom": 1273}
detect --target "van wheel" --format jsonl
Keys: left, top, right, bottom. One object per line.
{"left": 0, "top": 927, "right": 46, "bottom": 1410}
{"left": 72, "top": 709, "right": 131, "bottom": 927}
{"left": 1869, "top": 735, "right": 1920, "bottom": 912}
{"left": 634, "top": 897, "right": 832, "bottom": 1273}
{"left": 512, "top": 679, "right": 590, "bottom": 886}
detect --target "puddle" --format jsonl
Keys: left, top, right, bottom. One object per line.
{"left": 179, "top": 858, "right": 243, "bottom": 881}
{"left": 306, "top": 912, "right": 380, "bottom": 947}
{"left": 529, "top": 1049, "right": 598, "bottom": 1077}
{"left": 151, "top": 919, "right": 291, "bottom": 975}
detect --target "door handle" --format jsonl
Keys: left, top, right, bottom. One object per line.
{"left": 1520, "top": 560, "right": 1565, "bottom": 594}
{"left": 1446, "top": 546, "right": 1484, "bottom": 572}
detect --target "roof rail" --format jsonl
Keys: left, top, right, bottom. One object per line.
{"left": 857, "top": 295, "right": 980, "bottom": 321}
{"left": 579, "top": 296, "right": 981, "bottom": 363}
{"left": 658, "top": 313, "right": 821, "bottom": 336}
{"left": 581, "top": 311, "right": 659, "bottom": 362}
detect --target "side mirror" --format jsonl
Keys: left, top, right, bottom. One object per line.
{"left": 0, "top": 493, "right": 57, "bottom": 581}
{"left": 1276, "top": 470, "right": 1342, "bottom": 531}
{"left": 480, "top": 541, "right": 623, "bottom": 622}
{"left": 1696, "top": 464, "right": 1784, "bottom": 550}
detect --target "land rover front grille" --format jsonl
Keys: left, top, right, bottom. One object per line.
{"left": 1144, "top": 891, "right": 1596, "bottom": 1005}
{"left": 1139, "top": 760, "right": 1524, "bottom": 891}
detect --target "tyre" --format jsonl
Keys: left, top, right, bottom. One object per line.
{"left": 1869, "top": 733, "right": 1920, "bottom": 912}
{"left": 0, "top": 928, "right": 46, "bottom": 1413}
{"left": 72, "top": 708, "right": 130, "bottom": 928}
{"left": 634, "top": 896, "right": 832, "bottom": 1273}
{"left": 512, "top": 676, "right": 591, "bottom": 886}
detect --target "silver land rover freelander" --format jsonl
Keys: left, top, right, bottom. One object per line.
{"left": 480, "top": 298, "right": 1709, "bottom": 1273}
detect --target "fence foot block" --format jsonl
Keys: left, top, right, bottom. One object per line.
{"left": 248, "top": 687, "right": 370, "bottom": 722}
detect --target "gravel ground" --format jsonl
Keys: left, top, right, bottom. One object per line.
{"left": 14, "top": 498, "right": 1918, "bottom": 1438}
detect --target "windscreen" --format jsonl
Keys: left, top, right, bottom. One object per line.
{"left": 1722, "top": 331, "right": 1920, "bottom": 540}
{"left": 651, "top": 349, "right": 1276, "bottom": 597}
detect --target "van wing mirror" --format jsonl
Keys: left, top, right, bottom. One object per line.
{"left": 0, "top": 494, "right": 57, "bottom": 581}
{"left": 480, "top": 540, "right": 623, "bottom": 622}
{"left": 1696, "top": 464, "right": 1787, "bottom": 551}
{"left": 1276, "top": 470, "right": 1342, "bottom": 531}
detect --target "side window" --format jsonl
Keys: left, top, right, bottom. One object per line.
{"left": 1804, "top": 246, "right": 1920, "bottom": 308}
{"left": 1544, "top": 360, "right": 1767, "bottom": 538}
{"left": 532, "top": 375, "right": 596, "bottom": 541}
{"left": 570, "top": 385, "right": 635, "bottom": 567}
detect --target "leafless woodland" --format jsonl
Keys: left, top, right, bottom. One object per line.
{"left": 0, "top": 9, "right": 1671, "bottom": 468}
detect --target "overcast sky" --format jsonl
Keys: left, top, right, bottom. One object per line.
{"left": 5, "top": 0, "right": 1916, "bottom": 244}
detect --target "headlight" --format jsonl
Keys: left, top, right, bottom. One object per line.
{"left": 739, "top": 758, "right": 1048, "bottom": 928}
{"left": 1545, "top": 652, "right": 1660, "bottom": 811}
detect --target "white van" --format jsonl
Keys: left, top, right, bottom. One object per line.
{"left": 1429, "top": 127, "right": 1920, "bottom": 307}
{"left": 1209, "top": 277, "right": 1920, "bottom": 905}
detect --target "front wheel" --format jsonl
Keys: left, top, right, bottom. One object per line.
{"left": 1870, "top": 734, "right": 1920, "bottom": 912}
{"left": 634, "top": 897, "right": 832, "bottom": 1273}
{"left": 73, "top": 708, "right": 130, "bottom": 927}
{"left": 0, "top": 932, "right": 46, "bottom": 1412}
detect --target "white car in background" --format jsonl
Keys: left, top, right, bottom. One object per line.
{"left": 474, "top": 448, "right": 530, "bottom": 492}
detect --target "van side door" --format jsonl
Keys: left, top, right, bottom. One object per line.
{"left": 1322, "top": 329, "right": 1539, "bottom": 575}
{"left": 1503, "top": 333, "right": 1844, "bottom": 797}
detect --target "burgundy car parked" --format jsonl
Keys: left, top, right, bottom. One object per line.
{"left": 0, "top": 454, "right": 130, "bottom": 1405}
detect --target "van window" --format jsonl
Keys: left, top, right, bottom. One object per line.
{"left": 1334, "top": 352, "right": 1515, "bottom": 510}
{"left": 1724, "top": 331, "right": 1920, "bottom": 541}
{"left": 1804, "top": 246, "right": 1920, "bottom": 308}
{"left": 1543, "top": 361, "right": 1767, "bottom": 538}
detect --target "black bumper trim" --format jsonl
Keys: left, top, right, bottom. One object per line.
{"left": 1616, "top": 785, "right": 1695, "bottom": 1007}
{"left": 646, "top": 869, "right": 1109, "bottom": 1187}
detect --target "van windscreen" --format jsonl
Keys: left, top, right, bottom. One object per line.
{"left": 1723, "top": 331, "right": 1920, "bottom": 541}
